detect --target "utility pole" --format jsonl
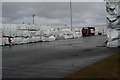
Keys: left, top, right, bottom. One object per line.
{"left": 33, "top": 14, "right": 35, "bottom": 25}
{"left": 70, "top": 0, "right": 73, "bottom": 31}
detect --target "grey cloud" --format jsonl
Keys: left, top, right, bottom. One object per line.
{"left": 2, "top": 2, "right": 106, "bottom": 27}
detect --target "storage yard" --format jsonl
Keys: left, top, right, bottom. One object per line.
{"left": 0, "top": 24, "right": 106, "bottom": 46}
{"left": 1, "top": 23, "right": 111, "bottom": 78}
{"left": 3, "top": 35, "right": 118, "bottom": 78}
{"left": 1, "top": 1, "right": 120, "bottom": 79}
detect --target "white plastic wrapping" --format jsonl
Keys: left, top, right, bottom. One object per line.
{"left": 0, "top": 30, "right": 2, "bottom": 46}
{"left": 2, "top": 38, "right": 9, "bottom": 45}
{"left": 0, "top": 38, "right": 2, "bottom": 46}
{"left": 63, "top": 32, "right": 74, "bottom": 39}
{"left": 40, "top": 30, "right": 55, "bottom": 42}
{"left": 106, "top": 28, "right": 120, "bottom": 47}
{"left": 106, "top": 1, "right": 120, "bottom": 47}
{"left": 40, "top": 36, "right": 55, "bottom": 42}
{"left": 1, "top": 24, "right": 90, "bottom": 45}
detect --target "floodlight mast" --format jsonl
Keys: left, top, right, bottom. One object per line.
{"left": 33, "top": 14, "right": 35, "bottom": 25}
{"left": 70, "top": 0, "right": 73, "bottom": 31}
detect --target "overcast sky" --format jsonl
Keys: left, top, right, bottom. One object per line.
{"left": 2, "top": 2, "right": 106, "bottom": 27}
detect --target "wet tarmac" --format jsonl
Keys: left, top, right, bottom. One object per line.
{"left": 2, "top": 35, "right": 119, "bottom": 78}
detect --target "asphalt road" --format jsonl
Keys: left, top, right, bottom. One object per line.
{"left": 2, "top": 35, "right": 119, "bottom": 78}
